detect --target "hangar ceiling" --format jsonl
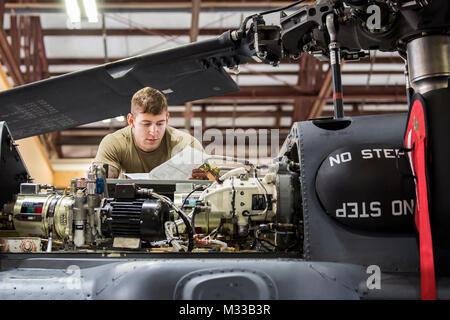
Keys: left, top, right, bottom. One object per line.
{"left": 0, "top": 0, "right": 407, "bottom": 166}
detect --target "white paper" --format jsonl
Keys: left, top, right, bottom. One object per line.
{"left": 125, "top": 146, "right": 210, "bottom": 180}
{"left": 150, "top": 146, "right": 209, "bottom": 180}
{"left": 124, "top": 172, "right": 151, "bottom": 179}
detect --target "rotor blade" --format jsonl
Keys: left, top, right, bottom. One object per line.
{"left": 0, "top": 32, "right": 241, "bottom": 140}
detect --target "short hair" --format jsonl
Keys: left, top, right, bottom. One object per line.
{"left": 131, "top": 87, "right": 168, "bottom": 115}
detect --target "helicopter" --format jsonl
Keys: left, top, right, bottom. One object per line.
{"left": 0, "top": 0, "right": 448, "bottom": 301}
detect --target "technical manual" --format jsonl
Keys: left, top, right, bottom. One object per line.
{"left": 125, "top": 146, "right": 209, "bottom": 180}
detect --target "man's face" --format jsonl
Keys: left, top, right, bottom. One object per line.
{"left": 127, "top": 111, "right": 169, "bottom": 152}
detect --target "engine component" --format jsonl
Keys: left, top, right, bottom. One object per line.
{"left": 0, "top": 237, "right": 41, "bottom": 253}
{"left": 100, "top": 198, "right": 170, "bottom": 244}
{"left": 10, "top": 166, "right": 107, "bottom": 248}
{"left": 13, "top": 193, "right": 74, "bottom": 241}
{"left": 201, "top": 172, "right": 277, "bottom": 237}
{"left": 19, "top": 238, "right": 38, "bottom": 252}
{"left": 174, "top": 187, "right": 220, "bottom": 235}
{"left": 273, "top": 159, "right": 301, "bottom": 251}
{"left": 406, "top": 35, "right": 450, "bottom": 95}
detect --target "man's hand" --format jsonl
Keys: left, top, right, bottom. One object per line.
{"left": 91, "top": 162, "right": 120, "bottom": 178}
{"left": 190, "top": 167, "right": 210, "bottom": 180}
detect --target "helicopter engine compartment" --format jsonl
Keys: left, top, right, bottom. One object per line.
{"left": 1, "top": 160, "right": 302, "bottom": 254}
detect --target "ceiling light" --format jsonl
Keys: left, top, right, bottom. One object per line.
{"left": 82, "top": 0, "right": 99, "bottom": 23}
{"left": 64, "top": 0, "right": 81, "bottom": 23}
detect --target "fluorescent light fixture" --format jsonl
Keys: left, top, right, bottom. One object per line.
{"left": 65, "top": 0, "right": 81, "bottom": 23}
{"left": 102, "top": 119, "right": 111, "bottom": 124}
{"left": 115, "top": 116, "right": 125, "bottom": 122}
{"left": 83, "top": 0, "right": 99, "bottom": 23}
